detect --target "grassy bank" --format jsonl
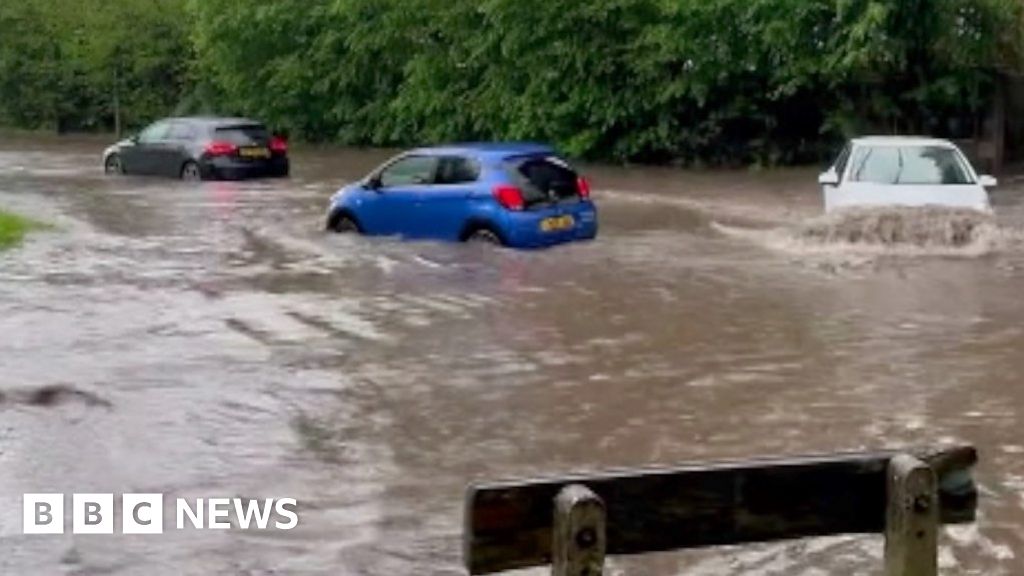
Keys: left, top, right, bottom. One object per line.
{"left": 0, "top": 210, "right": 41, "bottom": 249}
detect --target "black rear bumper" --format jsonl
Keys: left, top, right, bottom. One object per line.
{"left": 201, "top": 157, "right": 289, "bottom": 180}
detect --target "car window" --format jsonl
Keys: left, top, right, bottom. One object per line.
{"left": 899, "top": 147, "right": 972, "bottom": 185}
{"left": 379, "top": 156, "right": 438, "bottom": 187}
{"left": 506, "top": 155, "right": 580, "bottom": 205}
{"left": 214, "top": 124, "right": 269, "bottom": 146}
{"left": 168, "top": 123, "right": 197, "bottom": 142}
{"left": 849, "top": 146, "right": 972, "bottom": 185}
{"left": 850, "top": 147, "right": 900, "bottom": 184}
{"left": 434, "top": 156, "right": 480, "bottom": 185}
{"left": 138, "top": 121, "right": 171, "bottom": 144}
{"left": 833, "top": 143, "right": 852, "bottom": 182}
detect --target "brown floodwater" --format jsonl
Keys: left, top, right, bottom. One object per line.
{"left": 1, "top": 133, "right": 1023, "bottom": 575}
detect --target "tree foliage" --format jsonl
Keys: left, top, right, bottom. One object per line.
{"left": 1, "top": 0, "right": 1021, "bottom": 163}
{"left": 0, "top": 0, "right": 189, "bottom": 132}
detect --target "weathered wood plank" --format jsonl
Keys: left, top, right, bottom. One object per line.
{"left": 552, "top": 485, "right": 606, "bottom": 576}
{"left": 885, "top": 455, "right": 939, "bottom": 576}
{"left": 464, "top": 446, "right": 976, "bottom": 575}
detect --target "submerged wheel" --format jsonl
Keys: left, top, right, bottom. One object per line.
{"left": 466, "top": 228, "right": 502, "bottom": 245}
{"left": 104, "top": 154, "right": 123, "bottom": 175}
{"left": 328, "top": 212, "right": 360, "bottom": 233}
{"left": 181, "top": 161, "right": 202, "bottom": 182}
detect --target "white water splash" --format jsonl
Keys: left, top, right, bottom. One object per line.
{"left": 713, "top": 207, "right": 1024, "bottom": 259}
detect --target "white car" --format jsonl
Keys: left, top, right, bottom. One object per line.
{"left": 819, "top": 137, "right": 996, "bottom": 214}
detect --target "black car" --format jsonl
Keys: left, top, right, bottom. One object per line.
{"left": 103, "top": 117, "right": 289, "bottom": 181}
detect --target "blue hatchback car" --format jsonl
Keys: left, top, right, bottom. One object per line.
{"left": 325, "top": 143, "right": 598, "bottom": 248}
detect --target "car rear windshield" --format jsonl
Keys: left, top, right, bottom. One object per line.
{"left": 848, "top": 146, "right": 974, "bottom": 185}
{"left": 505, "top": 155, "right": 581, "bottom": 207}
{"left": 214, "top": 124, "right": 269, "bottom": 146}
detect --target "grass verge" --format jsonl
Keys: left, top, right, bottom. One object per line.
{"left": 0, "top": 210, "right": 44, "bottom": 250}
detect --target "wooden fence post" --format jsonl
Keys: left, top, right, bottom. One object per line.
{"left": 466, "top": 445, "right": 976, "bottom": 575}
{"left": 885, "top": 455, "right": 939, "bottom": 576}
{"left": 552, "top": 484, "right": 606, "bottom": 576}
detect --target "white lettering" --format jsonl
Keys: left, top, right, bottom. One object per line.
{"left": 122, "top": 494, "right": 164, "bottom": 534}
{"left": 207, "top": 498, "right": 231, "bottom": 529}
{"left": 23, "top": 494, "right": 64, "bottom": 534}
{"left": 176, "top": 498, "right": 204, "bottom": 529}
{"left": 274, "top": 498, "right": 298, "bottom": 530}
{"left": 73, "top": 494, "right": 114, "bottom": 534}
{"left": 233, "top": 498, "right": 274, "bottom": 530}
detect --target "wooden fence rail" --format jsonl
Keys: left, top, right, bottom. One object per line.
{"left": 464, "top": 445, "right": 977, "bottom": 576}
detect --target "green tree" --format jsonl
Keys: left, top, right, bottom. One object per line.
{"left": 0, "top": 0, "right": 189, "bottom": 133}
{"left": 3, "top": 0, "right": 1022, "bottom": 164}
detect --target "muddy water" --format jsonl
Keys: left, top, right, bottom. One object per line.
{"left": 1, "top": 133, "right": 1023, "bottom": 575}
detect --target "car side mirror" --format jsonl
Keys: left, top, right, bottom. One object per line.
{"left": 979, "top": 175, "right": 998, "bottom": 188}
{"left": 364, "top": 176, "right": 382, "bottom": 191}
{"left": 818, "top": 169, "right": 839, "bottom": 186}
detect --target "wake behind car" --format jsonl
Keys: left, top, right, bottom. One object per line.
{"left": 819, "top": 136, "right": 996, "bottom": 213}
{"left": 103, "top": 117, "right": 289, "bottom": 181}
{"left": 325, "top": 143, "right": 598, "bottom": 249}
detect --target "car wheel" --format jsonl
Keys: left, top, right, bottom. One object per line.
{"left": 104, "top": 154, "right": 123, "bottom": 175}
{"left": 329, "top": 213, "right": 360, "bottom": 234}
{"left": 181, "top": 161, "right": 202, "bottom": 182}
{"left": 466, "top": 228, "right": 502, "bottom": 245}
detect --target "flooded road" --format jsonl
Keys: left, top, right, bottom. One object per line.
{"left": 1, "top": 133, "right": 1023, "bottom": 575}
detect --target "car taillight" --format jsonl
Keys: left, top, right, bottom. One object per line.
{"left": 205, "top": 141, "right": 237, "bottom": 157}
{"left": 577, "top": 176, "right": 591, "bottom": 199}
{"left": 493, "top": 184, "right": 525, "bottom": 211}
{"left": 270, "top": 136, "right": 288, "bottom": 154}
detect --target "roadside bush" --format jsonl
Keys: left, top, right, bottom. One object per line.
{"left": 2, "top": 0, "right": 1021, "bottom": 164}
{"left": 0, "top": 0, "right": 189, "bottom": 133}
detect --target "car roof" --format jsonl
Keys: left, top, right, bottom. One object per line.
{"left": 164, "top": 116, "right": 265, "bottom": 128}
{"left": 851, "top": 136, "right": 957, "bottom": 148}
{"left": 407, "top": 142, "right": 556, "bottom": 160}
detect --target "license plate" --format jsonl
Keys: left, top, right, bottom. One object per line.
{"left": 540, "top": 215, "right": 575, "bottom": 232}
{"left": 239, "top": 146, "right": 270, "bottom": 159}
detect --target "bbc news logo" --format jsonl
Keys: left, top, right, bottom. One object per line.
{"left": 23, "top": 494, "right": 298, "bottom": 534}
